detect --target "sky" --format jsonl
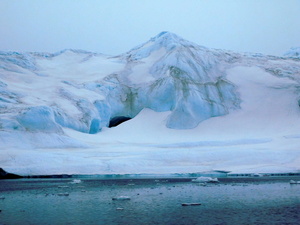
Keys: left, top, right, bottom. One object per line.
{"left": 1, "top": 0, "right": 300, "bottom": 56}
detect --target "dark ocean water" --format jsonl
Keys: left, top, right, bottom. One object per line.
{"left": 0, "top": 177, "right": 300, "bottom": 225}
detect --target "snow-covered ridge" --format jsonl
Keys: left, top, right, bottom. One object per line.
{"left": 284, "top": 47, "right": 300, "bottom": 58}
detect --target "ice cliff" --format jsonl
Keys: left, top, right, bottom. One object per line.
{"left": 0, "top": 32, "right": 300, "bottom": 149}
{"left": 91, "top": 32, "right": 242, "bottom": 129}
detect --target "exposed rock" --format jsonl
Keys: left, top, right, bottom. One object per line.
{"left": 0, "top": 168, "right": 22, "bottom": 179}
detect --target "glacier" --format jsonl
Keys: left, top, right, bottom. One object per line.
{"left": 1, "top": 32, "right": 300, "bottom": 175}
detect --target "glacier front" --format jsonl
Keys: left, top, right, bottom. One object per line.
{"left": 1, "top": 32, "right": 300, "bottom": 175}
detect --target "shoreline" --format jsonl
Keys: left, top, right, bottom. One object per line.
{"left": 2, "top": 167, "right": 300, "bottom": 181}
{"left": 12, "top": 172, "right": 300, "bottom": 179}
{"left": 2, "top": 171, "right": 300, "bottom": 180}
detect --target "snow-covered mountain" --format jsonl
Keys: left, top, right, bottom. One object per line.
{"left": 284, "top": 47, "right": 300, "bottom": 58}
{"left": 1, "top": 32, "right": 300, "bottom": 175}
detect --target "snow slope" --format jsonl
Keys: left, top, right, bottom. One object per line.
{"left": 1, "top": 32, "right": 300, "bottom": 175}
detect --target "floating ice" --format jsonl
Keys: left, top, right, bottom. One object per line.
{"left": 192, "top": 177, "right": 219, "bottom": 183}
{"left": 70, "top": 179, "right": 82, "bottom": 184}
{"left": 112, "top": 196, "right": 131, "bottom": 201}
{"left": 57, "top": 193, "right": 69, "bottom": 196}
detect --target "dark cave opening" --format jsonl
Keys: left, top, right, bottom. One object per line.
{"left": 108, "top": 116, "right": 132, "bottom": 128}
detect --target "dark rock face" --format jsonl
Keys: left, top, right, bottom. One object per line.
{"left": 0, "top": 168, "right": 22, "bottom": 179}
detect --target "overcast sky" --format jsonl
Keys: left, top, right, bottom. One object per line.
{"left": 1, "top": 0, "right": 300, "bottom": 56}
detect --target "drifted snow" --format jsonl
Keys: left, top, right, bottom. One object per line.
{"left": 1, "top": 32, "right": 300, "bottom": 175}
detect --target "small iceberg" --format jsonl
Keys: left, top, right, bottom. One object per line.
{"left": 58, "top": 185, "right": 69, "bottom": 188}
{"left": 290, "top": 180, "right": 300, "bottom": 184}
{"left": 70, "top": 179, "right": 82, "bottom": 184}
{"left": 112, "top": 196, "right": 131, "bottom": 201}
{"left": 57, "top": 193, "right": 69, "bottom": 196}
{"left": 192, "top": 177, "right": 219, "bottom": 183}
{"left": 250, "top": 173, "right": 263, "bottom": 177}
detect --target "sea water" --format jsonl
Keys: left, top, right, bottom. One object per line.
{"left": 0, "top": 177, "right": 299, "bottom": 225}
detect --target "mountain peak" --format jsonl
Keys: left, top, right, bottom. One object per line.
{"left": 156, "top": 31, "right": 171, "bottom": 37}
{"left": 124, "top": 32, "right": 187, "bottom": 60}
{"left": 152, "top": 31, "right": 181, "bottom": 41}
{"left": 150, "top": 31, "right": 183, "bottom": 47}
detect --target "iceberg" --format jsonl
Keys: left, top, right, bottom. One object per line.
{"left": 290, "top": 180, "right": 300, "bottom": 184}
{"left": 112, "top": 196, "right": 131, "bottom": 201}
{"left": 192, "top": 177, "right": 219, "bottom": 183}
